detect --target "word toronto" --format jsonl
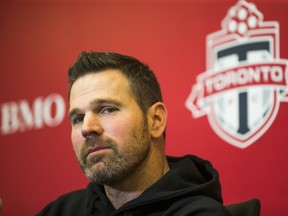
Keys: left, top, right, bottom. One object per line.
{"left": 201, "top": 62, "right": 287, "bottom": 98}
{"left": 1, "top": 94, "right": 66, "bottom": 135}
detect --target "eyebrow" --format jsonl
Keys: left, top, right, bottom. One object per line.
{"left": 68, "top": 108, "right": 80, "bottom": 122}
{"left": 68, "top": 98, "right": 122, "bottom": 121}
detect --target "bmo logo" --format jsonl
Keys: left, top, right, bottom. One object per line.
{"left": 1, "top": 93, "right": 66, "bottom": 135}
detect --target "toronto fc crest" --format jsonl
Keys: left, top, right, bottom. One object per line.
{"left": 185, "top": 0, "right": 288, "bottom": 148}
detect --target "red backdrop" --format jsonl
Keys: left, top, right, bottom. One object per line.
{"left": 0, "top": 0, "right": 287, "bottom": 215}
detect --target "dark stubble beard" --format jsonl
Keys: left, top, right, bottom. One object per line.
{"left": 77, "top": 117, "right": 151, "bottom": 186}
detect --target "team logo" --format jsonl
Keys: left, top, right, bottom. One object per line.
{"left": 185, "top": 0, "right": 288, "bottom": 148}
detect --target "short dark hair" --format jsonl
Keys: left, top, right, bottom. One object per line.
{"left": 68, "top": 51, "right": 163, "bottom": 115}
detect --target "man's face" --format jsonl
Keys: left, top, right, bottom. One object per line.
{"left": 68, "top": 70, "right": 151, "bottom": 185}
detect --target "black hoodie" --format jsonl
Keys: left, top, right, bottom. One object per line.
{"left": 37, "top": 155, "right": 232, "bottom": 216}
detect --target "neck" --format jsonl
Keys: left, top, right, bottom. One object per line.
{"left": 104, "top": 150, "right": 170, "bottom": 209}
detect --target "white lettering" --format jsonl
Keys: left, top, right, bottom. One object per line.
{"left": 0, "top": 94, "right": 66, "bottom": 135}
{"left": 204, "top": 78, "right": 213, "bottom": 94}
{"left": 43, "top": 94, "right": 66, "bottom": 127}
{"left": 248, "top": 66, "right": 260, "bottom": 82}
{"left": 261, "top": 66, "right": 270, "bottom": 81}
{"left": 214, "top": 74, "right": 226, "bottom": 91}
{"left": 238, "top": 68, "right": 249, "bottom": 85}
{"left": 204, "top": 65, "right": 284, "bottom": 95}
{"left": 271, "top": 66, "right": 283, "bottom": 82}
{"left": 1, "top": 102, "right": 19, "bottom": 135}
{"left": 19, "top": 100, "right": 34, "bottom": 131}
{"left": 33, "top": 97, "right": 44, "bottom": 129}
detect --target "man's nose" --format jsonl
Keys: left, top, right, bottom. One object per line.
{"left": 81, "top": 113, "right": 104, "bottom": 138}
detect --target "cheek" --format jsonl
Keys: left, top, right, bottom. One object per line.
{"left": 104, "top": 115, "right": 144, "bottom": 145}
{"left": 105, "top": 115, "right": 139, "bottom": 137}
{"left": 71, "top": 128, "right": 83, "bottom": 153}
{"left": 105, "top": 122, "right": 128, "bottom": 140}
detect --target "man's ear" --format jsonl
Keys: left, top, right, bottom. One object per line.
{"left": 147, "top": 102, "right": 167, "bottom": 139}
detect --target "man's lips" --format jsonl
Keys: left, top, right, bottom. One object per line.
{"left": 86, "top": 146, "right": 110, "bottom": 157}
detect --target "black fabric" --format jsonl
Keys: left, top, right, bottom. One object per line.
{"left": 37, "top": 155, "right": 232, "bottom": 216}
{"left": 225, "top": 198, "right": 261, "bottom": 216}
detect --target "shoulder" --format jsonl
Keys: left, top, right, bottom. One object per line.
{"left": 37, "top": 189, "right": 89, "bottom": 216}
{"left": 166, "top": 195, "right": 232, "bottom": 216}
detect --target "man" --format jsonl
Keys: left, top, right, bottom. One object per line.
{"left": 38, "top": 51, "right": 232, "bottom": 215}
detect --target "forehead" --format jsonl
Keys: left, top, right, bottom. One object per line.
{"left": 69, "top": 70, "right": 133, "bottom": 105}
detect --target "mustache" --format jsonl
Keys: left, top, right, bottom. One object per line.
{"left": 80, "top": 136, "right": 116, "bottom": 161}
{"left": 85, "top": 136, "right": 111, "bottom": 147}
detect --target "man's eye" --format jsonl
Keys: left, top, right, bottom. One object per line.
{"left": 101, "top": 107, "right": 117, "bottom": 114}
{"left": 72, "top": 115, "right": 84, "bottom": 125}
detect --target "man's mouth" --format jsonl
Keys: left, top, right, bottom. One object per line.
{"left": 86, "top": 146, "right": 111, "bottom": 157}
